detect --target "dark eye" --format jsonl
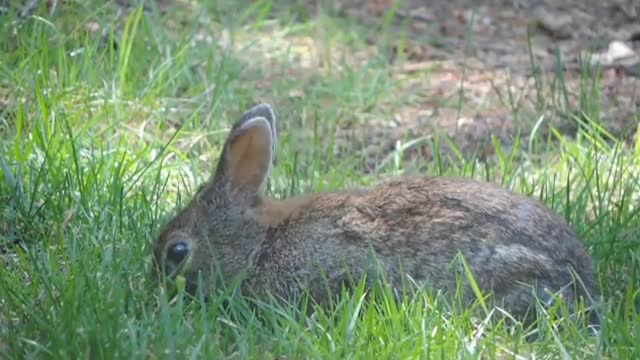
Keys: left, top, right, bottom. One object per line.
{"left": 167, "top": 242, "right": 189, "bottom": 263}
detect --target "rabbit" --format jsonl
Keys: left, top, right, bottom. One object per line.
{"left": 152, "top": 103, "right": 599, "bottom": 323}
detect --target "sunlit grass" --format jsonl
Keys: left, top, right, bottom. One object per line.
{"left": 1, "top": 1, "right": 639, "bottom": 359}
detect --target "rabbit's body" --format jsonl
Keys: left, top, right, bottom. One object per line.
{"left": 245, "top": 177, "right": 596, "bottom": 315}
{"left": 153, "top": 103, "right": 598, "bottom": 322}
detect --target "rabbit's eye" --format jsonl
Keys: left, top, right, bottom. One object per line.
{"left": 167, "top": 242, "right": 189, "bottom": 263}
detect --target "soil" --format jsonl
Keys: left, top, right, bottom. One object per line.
{"left": 3, "top": 0, "right": 639, "bottom": 170}
{"left": 323, "top": 0, "right": 640, "bottom": 170}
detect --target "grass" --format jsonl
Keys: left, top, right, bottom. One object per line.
{"left": 1, "top": 0, "right": 639, "bottom": 358}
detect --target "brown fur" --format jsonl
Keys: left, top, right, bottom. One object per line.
{"left": 152, "top": 103, "right": 599, "bottom": 322}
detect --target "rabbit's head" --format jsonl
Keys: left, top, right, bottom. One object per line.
{"left": 152, "top": 103, "right": 277, "bottom": 293}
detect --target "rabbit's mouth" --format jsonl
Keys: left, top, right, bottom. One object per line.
{"left": 150, "top": 264, "right": 203, "bottom": 298}
{"left": 150, "top": 253, "right": 205, "bottom": 296}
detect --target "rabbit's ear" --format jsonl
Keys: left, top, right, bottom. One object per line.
{"left": 214, "top": 106, "right": 276, "bottom": 200}
{"left": 238, "top": 103, "right": 276, "bottom": 134}
{"left": 238, "top": 103, "right": 277, "bottom": 157}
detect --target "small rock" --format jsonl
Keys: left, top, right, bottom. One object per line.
{"left": 609, "top": 40, "right": 636, "bottom": 61}
{"left": 590, "top": 41, "right": 636, "bottom": 65}
{"left": 533, "top": 7, "right": 573, "bottom": 39}
{"left": 587, "top": 41, "right": 640, "bottom": 77}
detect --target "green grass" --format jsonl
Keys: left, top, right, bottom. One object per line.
{"left": 1, "top": 1, "right": 639, "bottom": 358}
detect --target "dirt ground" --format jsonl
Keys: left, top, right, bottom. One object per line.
{"left": 322, "top": 0, "right": 640, "bottom": 169}
{"left": 4, "top": 0, "right": 639, "bottom": 169}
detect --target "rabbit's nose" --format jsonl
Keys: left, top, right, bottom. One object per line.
{"left": 167, "top": 242, "right": 189, "bottom": 264}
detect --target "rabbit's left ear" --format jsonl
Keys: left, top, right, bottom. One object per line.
{"left": 213, "top": 104, "right": 277, "bottom": 199}
{"left": 238, "top": 103, "right": 277, "bottom": 140}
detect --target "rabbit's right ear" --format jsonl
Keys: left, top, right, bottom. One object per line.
{"left": 212, "top": 103, "right": 276, "bottom": 202}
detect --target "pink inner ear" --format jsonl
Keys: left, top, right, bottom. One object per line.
{"left": 225, "top": 118, "right": 273, "bottom": 197}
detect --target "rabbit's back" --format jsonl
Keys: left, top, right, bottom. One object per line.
{"left": 251, "top": 176, "right": 597, "bottom": 316}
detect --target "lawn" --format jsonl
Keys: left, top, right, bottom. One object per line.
{"left": 1, "top": 1, "right": 639, "bottom": 359}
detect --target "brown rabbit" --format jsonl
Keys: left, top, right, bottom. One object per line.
{"left": 152, "top": 103, "right": 599, "bottom": 322}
